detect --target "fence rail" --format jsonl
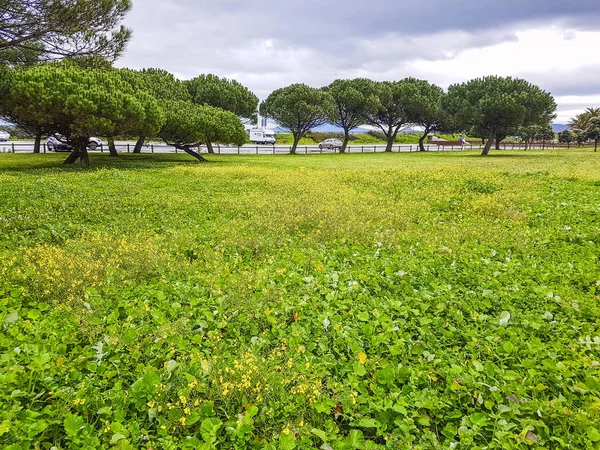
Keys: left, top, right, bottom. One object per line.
{"left": 0, "top": 141, "right": 587, "bottom": 155}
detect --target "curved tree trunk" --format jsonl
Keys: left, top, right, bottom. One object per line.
{"left": 108, "top": 137, "right": 118, "bottom": 157}
{"left": 481, "top": 135, "right": 494, "bottom": 156}
{"left": 133, "top": 135, "right": 145, "bottom": 153}
{"left": 180, "top": 145, "right": 207, "bottom": 162}
{"left": 340, "top": 130, "right": 349, "bottom": 154}
{"left": 63, "top": 139, "right": 90, "bottom": 167}
{"left": 419, "top": 133, "right": 428, "bottom": 152}
{"left": 33, "top": 131, "right": 42, "bottom": 154}
{"left": 291, "top": 134, "right": 300, "bottom": 155}
{"left": 206, "top": 141, "right": 215, "bottom": 154}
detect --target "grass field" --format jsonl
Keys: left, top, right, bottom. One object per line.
{"left": 1, "top": 150, "right": 599, "bottom": 449}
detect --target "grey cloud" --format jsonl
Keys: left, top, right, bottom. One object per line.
{"left": 116, "top": 0, "right": 600, "bottom": 110}
{"left": 519, "top": 65, "right": 600, "bottom": 97}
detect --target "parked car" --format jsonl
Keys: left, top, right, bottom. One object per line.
{"left": 47, "top": 136, "right": 103, "bottom": 152}
{"left": 0, "top": 131, "right": 10, "bottom": 142}
{"left": 319, "top": 138, "right": 343, "bottom": 150}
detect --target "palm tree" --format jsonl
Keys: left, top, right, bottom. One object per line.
{"left": 569, "top": 107, "right": 600, "bottom": 132}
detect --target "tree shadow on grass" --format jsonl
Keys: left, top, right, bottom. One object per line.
{"left": 0, "top": 153, "right": 219, "bottom": 174}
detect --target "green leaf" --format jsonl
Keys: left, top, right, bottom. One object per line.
{"left": 64, "top": 414, "right": 85, "bottom": 437}
{"left": 279, "top": 432, "right": 296, "bottom": 450}
{"left": 200, "top": 417, "right": 222, "bottom": 442}
{"left": 311, "top": 428, "right": 328, "bottom": 442}
{"left": 345, "top": 429, "right": 365, "bottom": 449}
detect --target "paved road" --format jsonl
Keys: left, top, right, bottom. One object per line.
{"left": 2, "top": 140, "right": 561, "bottom": 154}
{"left": 1, "top": 140, "right": 483, "bottom": 154}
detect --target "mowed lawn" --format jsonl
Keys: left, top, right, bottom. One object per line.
{"left": 1, "top": 150, "right": 599, "bottom": 449}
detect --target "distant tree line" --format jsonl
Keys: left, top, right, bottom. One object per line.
{"left": 259, "top": 76, "right": 557, "bottom": 156}
{"left": 1, "top": 0, "right": 596, "bottom": 166}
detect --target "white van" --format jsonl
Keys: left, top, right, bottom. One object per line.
{"left": 248, "top": 128, "right": 276, "bottom": 145}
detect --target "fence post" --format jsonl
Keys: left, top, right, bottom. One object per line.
{"left": 361, "top": 146, "right": 364, "bottom": 153}
{"left": 127, "top": 144, "right": 130, "bottom": 153}
{"left": 151, "top": 144, "right": 154, "bottom": 153}
{"left": 43, "top": 143, "right": 46, "bottom": 153}
{"left": 175, "top": 146, "right": 178, "bottom": 153}
{"left": 305, "top": 146, "right": 308, "bottom": 154}
{"left": 272, "top": 145, "right": 275, "bottom": 155}
{"left": 11, "top": 143, "right": 15, "bottom": 153}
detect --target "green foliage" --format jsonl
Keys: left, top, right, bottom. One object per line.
{"left": 401, "top": 78, "right": 449, "bottom": 145}
{"left": 365, "top": 79, "right": 425, "bottom": 150}
{"left": 186, "top": 74, "right": 259, "bottom": 123}
{"left": 325, "top": 78, "right": 379, "bottom": 151}
{"left": 0, "top": 0, "right": 132, "bottom": 65}
{"left": 443, "top": 76, "right": 557, "bottom": 154}
{"left": 585, "top": 117, "right": 600, "bottom": 151}
{"left": 568, "top": 107, "right": 600, "bottom": 132}
{"left": 558, "top": 129, "right": 574, "bottom": 144}
{"left": 0, "top": 151, "right": 599, "bottom": 449}
{"left": 259, "top": 84, "right": 335, "bottom": 153}
{"left": 159, "top": 100, "right": 246, "bottom": 148}
{"left": 2, "top": 64, "right": 163, "bottom": 157}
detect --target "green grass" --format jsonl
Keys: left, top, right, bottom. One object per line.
{"left": 1, "top": 150, "right": 600, "bottom": 449}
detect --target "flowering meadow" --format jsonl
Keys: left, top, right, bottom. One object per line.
{"left": 0, "top": 150, "right": 599, "bottom": 449}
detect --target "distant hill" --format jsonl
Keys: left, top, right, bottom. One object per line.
{"left": 552, "top": 124, "right": 569, "bottom": 132}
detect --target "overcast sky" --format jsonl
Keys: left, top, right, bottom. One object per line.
{"left": 116, "top": 0, "right": 600, "bottom": 124}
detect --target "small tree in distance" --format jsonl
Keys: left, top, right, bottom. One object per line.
{"left": 558, "top": 129, "right": 574, "bottom": 145}
{"left": 259, "top": 84, "right": 334, "bottom": 155}
{"left": 158, "top": 100, "right": 246, "bottom": 161}
{"left": 586, "top": 117, "right": 600, "bottom": 152}
{"left": 365, "top": 79, "right": 416, "bottom": 153}
{"left": 325, "top": 78, "right": 379, "bottom": 154}
{"left": 401, "top": 79, "right": 447, "bottom": 152}
{"left": 186, "top": 74, "right": 259, "bottom": 154}
{"left": 443, "top": 76, "right": 556, "bottom": 156}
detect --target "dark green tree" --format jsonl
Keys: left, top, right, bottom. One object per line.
{"left": 535, "top": 125, "right": 555, "bottom": 149}
{"left": 325, "top": 78, "right": 378, "bottom": 153}
{"left": 365, "top": 79, "right": 418, "bottom": 152}
{"left": 443, "top": 76, "right": 556, "bottom": 156}
{"left": 586, "top": 117, "right": 600, "bottom": 152}
{"left": 2, "top": 64, "right": 163, "bottom": 166}
{"left": 186, "top": 74, "right": 259, "bottom": 154}
{"left": 401, "top": 79, "right": 447, "bottom": 152}
{"left": 104, "top": 68, "right": 185, "bottom": 155}
{"left": 0, "top": 0, "right": 132, "bottom": 65}
{"left": 259, "top": 84, "right": 334, "bottom": 154}
{"left": 123, "top": 68, "right": 191, "bottom": 153}
{"left": 158, "top": 100, "right": 246, "bottom": 161}
{"left": 558, "top": 129, "right": 574, "bottom": 144}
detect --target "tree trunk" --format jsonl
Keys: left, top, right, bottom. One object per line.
{"left": 419, "top": 132, "right": 428, "bottom": 152}
{"left": 481, "top": 135, "right": 494, "bottom": 156}
{"left": 108, "top": 137, "right": 118, "bottom": 157}
{"left": 133, "top": 135, "right": 145, "bottom": 153}
{"left": 33, "top": 131, "right": 42, "bottom": 153}
{"left": 340, "top": 130, "right": 349, "bottom": 154}
{"left": 206, "top": 141, "right": 215, "bottom": 154}
{"left": 384, "top": 126, "right": 395, "bottom": 152}
{"left": 63, "top": 139, "right": 90, "bottom": 167}
{"left": 180, "top": 145, "right": 207, "bottom": 162}
{"left": 595, "top": 140, "right": 598, "bottom": 152}
{"left": 495, "top": 137, "right": 502, "bottom": 150}
{"left": 291, "top": 134, "right": 300, "bottom": 155}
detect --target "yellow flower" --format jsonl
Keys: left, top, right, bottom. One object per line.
{"left": 358, "top": 352, "right": 367, "bottom": 364}
{"left": 179, "top": 417, "right": 186, "bottom": 426}
{"left": 147, "top": 401, "right": 155, "bottom": 408}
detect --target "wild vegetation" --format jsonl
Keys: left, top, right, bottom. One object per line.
{"left": 1, "top": 151, "right": 599, "bottom": 449}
